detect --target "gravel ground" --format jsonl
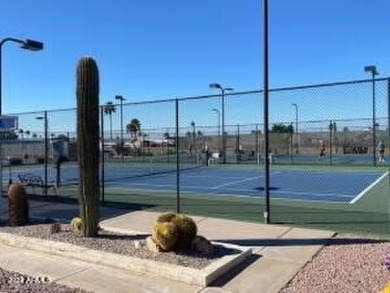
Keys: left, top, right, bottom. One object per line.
{"left": 0, "top": 268, "right": 92, "bottom": 293}
{"left": 0, "top": 221, "right": 238, "bottom": 269}
{"left": 3, "top": 220, "right": 390, "bottom": 293}
{"left": 279, "top": 234, "right": 390, "bottom": 293}
{"left": 0, "top": 219, "right": 239, "bottom": 293}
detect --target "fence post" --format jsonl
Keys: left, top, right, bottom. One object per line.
{"left": 387, "top": 78, "right": 390, "bottom": 159}
{"left": 42, "top": 111, "right": 48, "bottom": 196}
{"left": 236, "top": 124, "right": 240, "bottom": 163}
{"left": 290, "top": 122, "right": 294, "bottom": 164}
{"left": 175, "top": 99, "right": 180, "bottom": 214}
{"left": 100, "top": 106, "right": 105, "bottom": 205}
{"left": 329, "top": 120, "right": 333, "bottom": 166}
{"left": 387, "top": 78, "right": 390, "bottom": 192}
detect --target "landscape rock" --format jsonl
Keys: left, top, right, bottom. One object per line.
{"left": 134, "top": 239, "right": 146, "bottom": 249}
{"left": 191, "top": 235, "right": 214, "bottom": 255}
{"left": 46, "top": 223, "right": 61, "bottom": 236}
{"left": 146, "top": 236, "right": 161, "bottom": 252}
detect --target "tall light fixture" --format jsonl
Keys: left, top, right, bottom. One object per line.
{"left": 115, "top": 95, "right": 125, "bottom": 162}
{"left": 0, "top": 37, "right": 43, "bottom": 194}
{"left": 209, "top": 83, "right": 234, "bottom": 164}
{"left": 212, "top": 108, "right": 221, "bottom": 152}
{"left": 0, "top": 38, "right": 44, "bottom": 115}
{"left": 364, "top": 65, "right": 379, "bottom": 166}
{"left": 263, "top": 0, "right": 270, "bottom": 224}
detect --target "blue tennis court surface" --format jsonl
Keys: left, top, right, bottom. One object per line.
{"left": 11, "top": 164, "right": 388, "bottom": 204}
{"left": 100, "top": 167, "right": 388, "bottom": 204}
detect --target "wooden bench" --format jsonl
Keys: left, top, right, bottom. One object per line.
{"left": 18, "top": 173, "right": 56, "bottom": 195}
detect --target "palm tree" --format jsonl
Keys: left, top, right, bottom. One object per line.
{"left": 25, "top": 130, "right": 30, "bottom": 139}
{"left": 18, "top": 128, "right": 24, "bottom": 139}
{"left": 103, "top": 101, "right": 116, "bottom": 140}
{"left": 126, "top": 118, "right": 141, "bottom": 140}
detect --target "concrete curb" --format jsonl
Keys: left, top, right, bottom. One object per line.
{"left": 0, "top": 231, "right": 252, "bottom": 286}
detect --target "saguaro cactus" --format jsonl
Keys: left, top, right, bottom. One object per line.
{"left": 8, "top": 183, "right": 29, "bottom": 226}
{"left": 76, "top": 57, "right": 100, "bottom": 237}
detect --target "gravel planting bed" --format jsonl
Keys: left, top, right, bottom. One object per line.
{"left": 0, "top": 219, "right": 239, "bottom": 270}
{"left": 0, "top": 218, "right": 241, "bottom": 292}
{"left": 280, "top": 234, "right": 390, "bottom": 293}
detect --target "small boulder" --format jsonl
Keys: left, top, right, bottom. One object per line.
{"left": 191, "top": 235, "right": 214, "bottom": 255}
{"left": 44, "top": 222, "right": 61, "bottom": 238}
{"left": 146, "top": 236, "right": 161, "bottom": 252}
{"left": 134, "top": 239, "right": 146, "bottom": 249}
{"left": 49, "top": 222, "right": 61, "bottom": 234}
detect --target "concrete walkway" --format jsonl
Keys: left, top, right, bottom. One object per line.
{"left": 0, "top": 208, "right": 334, "bottom": 293}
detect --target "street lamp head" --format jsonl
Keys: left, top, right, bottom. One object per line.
{"left": 292, "top": 103, "right": 297, "bottom": 107}
{"left": 115, "top": 95, "right": 125, "bottom": 101}
{"left": 20, "top": 39, "right": 44, "bottom": 51}
{"left": 35, "top": 116, "right": 44, "bottom": 120}
{"left": 209, "top": 83, "right": 222, "bottom": 90}
{"left": 212, "top": 108, "right": 219, "bottom": 113}
{"left": 224, "top": 87, "right": 234, "bottom": 92}
{"left": 364, "top": 65, "right": 379, "bottom": 75}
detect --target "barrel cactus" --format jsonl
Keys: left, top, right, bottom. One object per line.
{"left": 171, "top": 213, "right": 197, "bottom": 249}
{"left": 151, "top": 212, "right": 198, "bottom": 251}
{"left": 152, "top": 221, "right": 179, "bottom": 251}
{"left": 8, "top": 183, "right": 29, "bottom": 226}
{"left": 156, "top": 211, "right": 176, "bottom": 223}
{"left": 76, "top": 56, "right": 100, "bottom": 237}
{"left": 70, "top": 217, "right": 83, "bottom": 231}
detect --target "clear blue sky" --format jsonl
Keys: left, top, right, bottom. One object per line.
{"left": 1, "top": 0, "right": 390, "bottom": 133}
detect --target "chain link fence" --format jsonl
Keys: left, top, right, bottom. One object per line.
{"left": 1, "top": 78, "right": 389, "bottom": 235}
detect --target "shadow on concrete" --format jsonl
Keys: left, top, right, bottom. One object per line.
{"left": 210, "top": 253, "right": 261, "bottom": 286}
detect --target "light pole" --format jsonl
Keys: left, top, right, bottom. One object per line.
{"left": 212, "top": 108, "right": 221, "bottom": 152}
{"left": 263, "top": 0, "right": 270, "bottom": 224}
{"left": 209, "top": 83, "right": 234, "bottom": 164}
{"left": 364, "top": 65, "right": 379, "bottom": 166}
{"left": 36, "top": 111, "right": 48, "bottom": 196}
{"left": 0, "top": 38, "right": 44, "bottom": 115}
{"left": 115, "top": 95, "right": 125, "bottom": 162}
{"left": 0, "top": 37, "right": 43, "bottom": 194}
{"left": 292, "top": 103, "right": 299, "bottom": 154}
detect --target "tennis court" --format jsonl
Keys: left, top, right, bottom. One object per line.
{"left": 14, "top": 162, "right": 386, "bottom": 204}
{"left": 104, "top": 167, "right": 387, "bottom": 203}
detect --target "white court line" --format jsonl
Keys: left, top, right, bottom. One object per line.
{"left": 211, "top": 176, "right": 260, "bottom": 189}
{"left": 349, "top": 171, "right": 389, "bottom": 204}
{"left": 108, "top": 181, "right": 354, "bottom": 199}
